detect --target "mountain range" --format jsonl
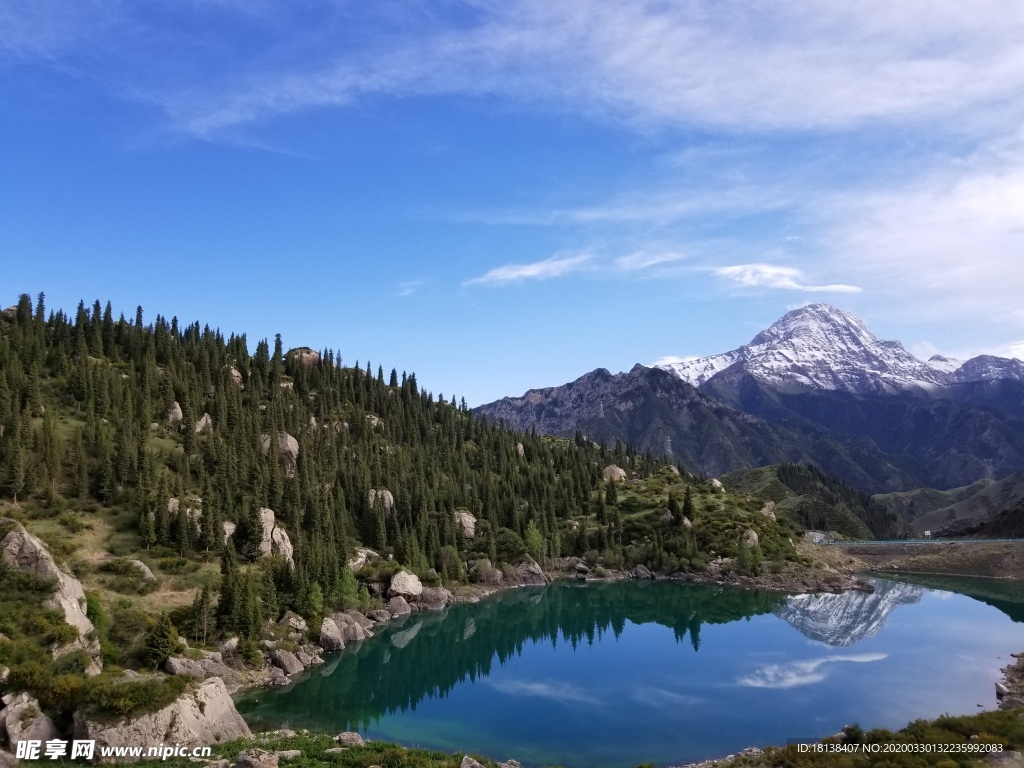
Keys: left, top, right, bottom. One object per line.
{"left": 477, "top": 304, "right": 1024, "bottom": 496}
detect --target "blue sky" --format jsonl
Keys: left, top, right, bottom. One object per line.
{"left": 3, "top": 1, "right": 1024, "bottom": 405}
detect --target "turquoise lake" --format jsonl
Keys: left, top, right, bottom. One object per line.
{"left": 235, "top": 578, "right": 1024, "bottom": 768}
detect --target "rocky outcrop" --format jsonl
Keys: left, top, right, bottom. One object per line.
{"left": 258, "top": 509, "right": 294, "bottom": 567}
{"left": 228, "top": 366, "right": 244, "bottom": 387}
{"left": 365, "top": 414, "right": 382, "bottom": 429}
{"left": 1, "top": 692, "right": 59, "bottom": 745}
{"left": 259, "top": 433, "right": 300, "bottom": 478}
{"left": 418, "top": 587, "right": 454, "bottom": 611}
{"left": 602, "top": 464, "right": 626, "bottom": 483}
{"left": 632, "top": 564, "right": 654, "bottom": 580}
{"left": 328, "top": 613, "right": 373, "bottom": 643}
{"left": 367, "top": 489, "right": 395, "bottom": 515}
{"left": 461, "top": 757, "right": 486, "bottom": 768}
{"left": 1, "top": 522, "right": 102, "bottom": 675}
{"left": 277, "top": 611, "right": 306, "bottom": 632}
{"left": 195, "top": 413, "right": 213, "bottom": 433}
{"left": 287, "top": 348, "right": 321, "bottom": 367}
{"left": 516, "top": 442, "right": 525, "bottom": 458}
{"left": 710, "top": 478, "right": 725, "bottom": 491}
{"left": 269, "top": 650, "right": 304, "bottom": 676}
{"left": 319, "top": 618, "right": 344, "bottom": 651}
{"left": 743, "top": 529, "right": 759, "bottom": 548}
{"left": 387, "top": 596, "right": 411, "bottom": 616}
{"left": 347, "top": 547, "right": 378, "bottom": 572}
{"left": 760, "top": 501, "right": 777, "bottom": 521}
{"left": 167, "top": 401, "right": 183, "bottom": 427}
{"left": 455, "top": 510, "right": 476, "bottom": 538}
{"left": 223, "top": 521, "right": 237, "bottom": 543}
{"left": 128, "top": 559, "right": 156, "bottom": 582}
{"left": 73, "top": 678, "right": 251, "bottom": 758}
{"left": 514, "top": 559, "right": 550, "bottom": 585}
{"left": 163, "top": 655, "right": 241, "bottom": 693}
{"left": 389, "top": 570, "right": 423, "bottom": 598}
{"left": 334, "top": 733, "right": 365, "bottom": 747}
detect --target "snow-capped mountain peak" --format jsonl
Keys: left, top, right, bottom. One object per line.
{"left": 659, "top": 304, "right": 948, "bottom": 394}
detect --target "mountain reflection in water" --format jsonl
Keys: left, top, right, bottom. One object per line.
{"left": 775, "top": 581, "right": 924, "bottom": 646}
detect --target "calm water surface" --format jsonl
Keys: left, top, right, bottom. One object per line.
{"left": 236, "top": 578, "right": 1024, "bottom": 768}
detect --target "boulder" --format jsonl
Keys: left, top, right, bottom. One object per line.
{"left": 195, "top": 413, "right": 213, "bottom": 433}
{"left": 760, "top": 501, "right": 777, "bottom": 521}
{"left": 389, "top": 570, "right": 423, "bottom": 598}
{"left": 514, "top": 559, "right": 549, "bottom": 585}
{"left": 461, "top": 757, "right": 486, "bottom": 768}
{"left": 660, "top": 511, "right": 674, "bottom": 523}
{"left": 334, "top": 732, "right": 365, "bottom": 747}
{"left": 236, "top": 750, "right": 278, "bottom": 768}
{"left": 516, "top": 442, "right": 525, "bottom": 458}
{"left": 276, "top": 751, "right": 301, "bottom": 761}
{"left": 387, "top": 596, "right": 411, "bottom": 616}
{"left": 682, "top": 516, "right": 692, "bottom": 529}
{"left": 367, "top": 489, "right": 395, "bottom": 515}
{"left": 269, "top": 650, "right": 304, "bottom": 676}
{"left": 277, "top": 611, "right": 307, "bottom": 632}
{"left": 258, "top": 509, "right": 294, "bottom": 568}
{"left": 128, "top": 559, "right": 157, "bottom": 582}
{"left": 287, "top": 348, "right": 321, "bottom": 367}
{"left": 347, "top": 547, "right": 378, "bottom": 572}
{"left": 1, "top": 692, "right": 60, "bottom": 744}
{"left": 259, "top": 433, "right": 300, "bottom": 478}
{"left": 365, "top": 414, "right": 382, "bottom": 429}
{"left": 632, "top": 564, "right": 654, "bottom": 580}
{"left": 164, "top": 655, "right": 205, "bottom": 677}
{"left": 74, "top": 678, "right": 250, "bottom": 757}
{"left": 168, "top": 401, "right": 183, "bottom": 427}
{"left": 602, "top": 464, "right": 626, "bottom": 483}
{"left": 455, "top": 510, "right": 476, "bottom": 538}
{"left": 744, "top": 529, "right": 759, "bottom": 548}
{"left": 418, "top": 586, "right": 454, "bottom": 611}
{"left": 320, "top": 618, "right": 345, "bottom": 651}
{"left": 228, "top": 367, "right": 244, "bottom": 387}
{"left": 223, "top": 521, "right": 237, "bottom": 543}
{"left": 367, "top": 609, "right": 391, "bottom": 623}
{"left": 0, "top": 523, "right": 102, "bottom": 675}
{"left": 710, "top": 478, "right": 725, "bottom": 492}
{"left": 347, "top": 611, "right": 374, "bottom": 631}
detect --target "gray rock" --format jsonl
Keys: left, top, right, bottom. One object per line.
{"left": 744, "top": 529, "right": 759, "bottom": 548}
{"left": 387, "top": 596, "right": 412, "bottom": 616}
{"left": 195, "top": 413, "right": 214, "bottom": 433}
{"left": 295, "top": 652, "right": 313, "bottom": 667}
{"left": 128, "top": 559, "right": 157, "bottom": 582}
{"left": 367, "top": 609, "right": 391, "bottom": 622}
{"left": 257, "top": 509, "right": 294, "bottom": 567}
{"left": 209, "top": 760, "right": 231, "bottom": 768}
{"left": 164, "top": 656, "right": 205, "bottom": 677}
{"left": 259, "top": 433, "right": 300, "bottom": 478}
{"left": 347, "top": 547, "right": 378, "bottom": 572}
{"left": 347, "top": 611, "right": 375, "bottom": 631}
{"left": 514, "top": 559, "right": 549, "bottom": 585}
{"left": 997, "top": 681, "right": 1010, "bottom": 698}
{"left": 1, "top": 522, "right": 102, "bottom": 675}
{"left": 760, "top": 501, "right": 777, "bottom": 521}
{"left": 269, "top": 650, "right": 304, "bottom": 676}
{"left": 228, "top": 367, "right": 244, "bottom": 387}
{"left": 275, "top": 751, "right": 300, "bottom": 761}
{"left": 461, "top": 757, "right": 486, "bottom": 768}
{"left": 389, "top": 570, "right": 423, "bottom": 598}
{"left": 632, "top": 564, "right": 654, "bottom": 580}
{"left": 236, "top": 750, "right": 278, "bottom": 768}
{"left": 367, "top": 489, "right": 394, "bottom": 514}
{"left": 1, "top": 692, "right": 60, "bottom": 744}
{"left": 323, "top": 748, "right": 346, "bottom": 755}
{"left": 455, "top": 510, "right": 476, "bottom": 538}
{"left": 168, "top": 401, "right": 183, "bottom": 427}
{"left": 277, "top": 611, "right": 307, "bottom": 632}
{"left": 320, "top": 618, "right": 345, "bottom": 651}
{"left": 334, "top": 732, "right": 365, "bottom": 747}
{"left": 499, "top": 762, "right": 521, "bottom": 768}
{"left": 74, "top": 678, "right": 251, "bottom": 756}
{"left": 710, "top": 478, "right": 725, "bottom": 491}
{"left": 418, "top": 586, "right": 454, "bottom": 611}
{"left": 602, "top": 464, "right": 626, "bottom": 482}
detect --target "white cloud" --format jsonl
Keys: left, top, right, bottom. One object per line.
{"left": 463, "top": 253, "right": 592, "bottom": 287}
{"left": 651, "top": 355, "right": 697, "bottom": 367}
{"left": 995, "top": 341, "right": 1024, "bottom": 361}
{"left": 484, "top": 678, "right": 602, "bottom": 707}
{"left": 614, "top": 251, "right": 685, "bottom": 271}
{"left": 395, "top": 279, "right": 428, "bottom": 297}
{"left": 738, "top": 653, "right": 887, "bottom": 689}
{"left": 126, "top": 0, "right": 1024, "bottom": 137}
{"left": 828, "top": 138, "right": 1024, "bottom": 326}
{"left": 629, "top": 687, "right": 702, "bottom": 708}
{"left": 714, "top": 264, "right": 862, "bottom": 294}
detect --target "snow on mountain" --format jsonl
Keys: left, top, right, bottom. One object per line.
{"left": 658, "top": 303, "right": 1024, "bottom": 395}
{"left": 774, "top": 580, "right": 923, "bottom": 647}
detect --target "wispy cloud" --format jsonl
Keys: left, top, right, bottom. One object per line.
{"left": 483, "top": 678, "right": 602, "bottom": 707}
{"left": 629, "top": 687, "right": 702, "bottom": 708}
{"left": 738, "top": 653, "right": 887, "bottom": 689}
{"left": 615, "top": 251, "right": 685, "bottom": 272}
{"left": 463, "top": 253, "right": 592, "bottom": 287}
{"left": 395, "top": 279, "right": 429, "bottom": 298}
{"left": 714, "top": 264, "right": 862, "bottom": 294}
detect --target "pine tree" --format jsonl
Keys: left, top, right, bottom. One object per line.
{"left": 143, "top": 614, "right": 180, "bottom": 668}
